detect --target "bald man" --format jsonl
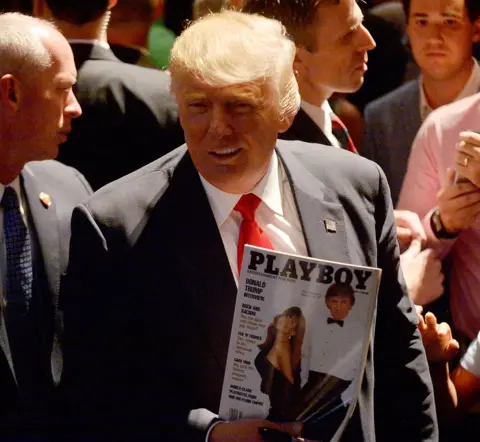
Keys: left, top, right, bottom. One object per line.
{"left": 0, "top": 12, "right": 91, "bottom": 431}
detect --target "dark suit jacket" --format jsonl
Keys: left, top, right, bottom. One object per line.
{"left": 280, "top": 108, "right": 333, "bottom": 146}
{"left": 363, "top": 80, "right": 421, "bottom": 206}
{"left": 0, "top": 160, "right": 91, "bottom": 430}
{"left": 60, "top": 141, "right": 437, "bottom": 441}
{"left": 56, "top": 43, "right": 185, "bottom": 191}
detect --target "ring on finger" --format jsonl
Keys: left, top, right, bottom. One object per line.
{"left": 463, "top": 155, "right": 470, "bottom": 167}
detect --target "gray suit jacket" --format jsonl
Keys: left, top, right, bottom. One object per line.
{"left": 60, "top": 141, "right": 437, "bottom": 441}
{"left": 0, "top": 160, "right": 92, "bottom": 427}
{"left": 363, "top": 80, "right": 421, "bottom": 206}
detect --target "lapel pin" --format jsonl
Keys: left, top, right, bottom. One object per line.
{"left": 324, "top": 219, "right": 337, "bottom": 233}
{"left": 39, "top": 192, "right": 52, "bottom": 208}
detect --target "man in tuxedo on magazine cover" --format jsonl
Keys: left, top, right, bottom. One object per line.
{"left": 59, "top": 9, "right": 438, "bottom": 442}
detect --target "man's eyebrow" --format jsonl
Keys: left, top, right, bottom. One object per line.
{"left": 441, "top": 12, "right": 463, "bottom": 18}
{"left": 183, "top": 92, "right": 207, "bottom": 100}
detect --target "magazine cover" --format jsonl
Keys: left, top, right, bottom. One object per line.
{"left": 219, "top": 245, "right": 382, "bottom": 442}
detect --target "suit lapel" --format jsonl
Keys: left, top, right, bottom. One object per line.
{"left": 401, "top": 81, "right": 421, "bottom": 150}
{"left": 136, "top": 153, "right": 237, "bottom": 372}
{"left": 21, "top": 166, "right": 61, "bottom": 302}
{"left": 277, "top": 142, "right": 350, "bottom": 263}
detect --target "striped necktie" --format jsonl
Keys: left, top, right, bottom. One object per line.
{"left": 331, "top": 115, "right": 358, "bottom": 154}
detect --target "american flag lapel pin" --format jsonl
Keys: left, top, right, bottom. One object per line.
{"left": 324, "top": 219, "right": 337, "bottom": 233}
{"left": 39, "top": 192, "right": 52, "bottom": 209}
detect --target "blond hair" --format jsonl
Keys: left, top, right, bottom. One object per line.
{"left": 0, "top": 13, "right": 56, "bottom": 80}
{"left": 169, "top": 10, "right": 300, "bottom": 121}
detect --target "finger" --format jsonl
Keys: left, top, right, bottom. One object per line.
{"left": 401, "top": 236, "right": 422, "bottom": 258}
{"left": 395, "top": 211, "right": 426, "bottom": 242}
{"left": 459, "top": 130, "right": 480, "bottom": 144}
{"left": 424, "top": 312, "right": 438, "bottom": 330}
{"left": 417, "top": 312, "right": 426, "bottom": 331}
{"left": 445, "top": 168, "right": 456, "bottom": 187}
{"left": 437, "top": 322, "right": 451, "bottom": 338}
{"left": 397, "top": 226, "right": 412, "bottom": 242}
{"left": 278, "top": 422, "right": 303, "bottom": 437}
{"left": 443, "top": 340, "right": 460, "bottom": 362}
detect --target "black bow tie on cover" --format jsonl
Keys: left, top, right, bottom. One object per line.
{"left": 327, "top": 317, "right": 344, "bottom": 327}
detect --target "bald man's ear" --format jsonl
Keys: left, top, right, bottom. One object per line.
{"left": 0, "top": 75, "right": 21, "bottom": 111}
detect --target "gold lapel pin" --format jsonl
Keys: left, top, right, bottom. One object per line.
{"left": 39, "top": 192, "right": 52, "bottom": 208}
{"left": 324, "top": 219, "right": 337, "bottom": 233}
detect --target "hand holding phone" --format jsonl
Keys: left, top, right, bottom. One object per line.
{"left": 454, "top": 130, "right": 480, "bottom": 185}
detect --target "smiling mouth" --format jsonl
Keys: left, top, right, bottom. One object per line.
{"left": 209, "top": 147, "right": 242, "bottom": 159}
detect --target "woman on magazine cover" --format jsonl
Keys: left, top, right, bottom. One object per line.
{"left": 254, "top": 306, "right": 305, "bottom": 421}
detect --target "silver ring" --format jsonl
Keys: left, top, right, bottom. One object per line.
{"left": 464, "top": 155, "right": 470, "bottom": 167}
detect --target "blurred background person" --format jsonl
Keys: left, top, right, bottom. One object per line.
{"left": 33, "top": 0, "right": 185, "bottom": 191}
{"left": 364, "top": 0, "right": 480, "bottom": 207}
{"left": 108, "top": 0, "right": 159, "bottom": 68}
{"left": 148, "top": 0, "right": 176, "bottom": 68}
{"left": 0, "top": 12, "right": 91, "bottom": 432}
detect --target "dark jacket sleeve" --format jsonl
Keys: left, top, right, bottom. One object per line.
{"left": 372, "top": 164, "right": 438, "bottom": 441}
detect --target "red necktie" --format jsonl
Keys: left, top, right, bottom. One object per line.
{"left": 234, "top": 193, "right": 274, "bottom": 274}
{"left": 331, "top": 115, "right": 358, "bottom": 154}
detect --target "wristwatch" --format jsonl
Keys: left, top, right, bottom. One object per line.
{"left": 430, "top": 208, "right": 458, "bottom": 239}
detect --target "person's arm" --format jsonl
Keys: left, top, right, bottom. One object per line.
{"left": 415, "top": 308, "right": 459, "bottom": 420}
{"left": 454, "top": 332, "right": 480, "bottom": 411}
{"left": 398, "top": 122, "right": 480, "bottom": 257}
{"left": 373, "top": 164, "right": 438, "bottom": 441}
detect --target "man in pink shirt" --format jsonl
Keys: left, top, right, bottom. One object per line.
{"left": 398, "top": 92, "right": 480, "bottom": 340}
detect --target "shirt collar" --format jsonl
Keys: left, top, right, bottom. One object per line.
{"left": 199, "top": 151, "right": 283, "bottom": 227}
{"left": 301, "top": 100, "right": 334, "bottom": 139}
{"left": 420, "top": 58, "right": 480, "bottom": 121}
{"left": 0, "top": 177, "right": 22, "bottom": 204}
{"left": 67, "top": 39, "right": 110, "bottom": 49}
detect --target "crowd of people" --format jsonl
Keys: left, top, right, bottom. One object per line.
{"left": 0, "top": 0, "right": 480, "bottom": 440}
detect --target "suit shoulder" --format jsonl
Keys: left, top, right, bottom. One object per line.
{"left": 84, "top": 145, "right": 187, "bottom": 216}
{"left": 277, "top": 139, "right": 382, "bottom": 193}
{"left": 365, "top": 80, "right": 419, "bottom": 117}
{"left": 78, "top": 59, "right": 171, "bottom": 96}
{"left": 25, "top": 160, "right": 88, "bottom": 185}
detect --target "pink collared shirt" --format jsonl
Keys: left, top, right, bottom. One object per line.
{"left": 397, "top": 92, "right": 480, "bottom": 339}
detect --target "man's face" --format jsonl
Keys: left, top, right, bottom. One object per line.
{"left": 174, "top": 76, "right": 290, "bottom": 193}
{"left": 326, "top": 294, "right": 353, "bottom": 321}
{"left": 295, "top": 0, "right": 376, "bottom": 99}
{"left": 407, "top": 0, "right": 480, "bottom": 81}
{"left": 17, "top": 29, "right": 81, "bottom": 162}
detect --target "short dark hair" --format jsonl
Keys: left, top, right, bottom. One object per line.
{"left": 325, "top": 283, "right": 355, "bottom": 306}
{"left": 242, "top": 0, "right": 339, "bottom": 49}
{"left": 45, "top": 0, "right": 109, "bottom": 25}
{"left": 402, "top": 0, "right": 480, "bottom": 23}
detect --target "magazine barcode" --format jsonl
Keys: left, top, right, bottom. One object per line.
{"left": 228, "top": 408, "right": 243, "bottom": 420}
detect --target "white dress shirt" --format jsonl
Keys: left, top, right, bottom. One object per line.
{"left": 0, "top": 178, "right": 28, "bottom": 304}
{"left": 199, "top": 151, "right": 308, "bottom": 285}
{"left": 306, "top": 319, "right": 364, "bottom": 382}
{"left": 300, "top": 100, "right": 342, "bottom": 149}
{"left": 419, "top": 58, "right": 480, "bottom": 121}
{"left": 68, "top": 39, "right": 110, "bottom": 49}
